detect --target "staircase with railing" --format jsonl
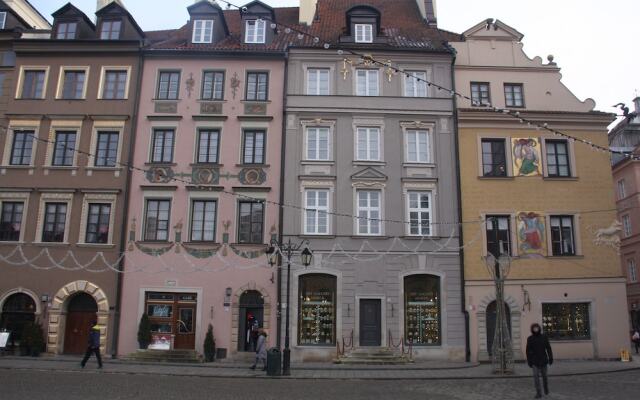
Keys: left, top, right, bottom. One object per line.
{"left": 334, "top": 330, "right": 413, "bottom": 365}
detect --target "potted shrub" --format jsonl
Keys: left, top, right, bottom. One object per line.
{"left": 137, "top": 313, "right": 152, "bottom": 349}
{"left": 203, "top": 324, "right": 216, "bottom": 362}
{"left": 29, "top": 321, "right": 45, "bottom": 357}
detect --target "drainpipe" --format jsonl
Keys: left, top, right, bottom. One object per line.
{"left": 276, "top": 51, "right": 289, "bottom": 349}
{"left": 449, "top": 49, "right": 471, "bottom": 362}
{"left": 111, "top": 41, "right": 145, "bottom": 358}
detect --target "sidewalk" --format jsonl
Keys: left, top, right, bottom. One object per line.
{"left": 0, "top": 355, "right": 638, "bottom": 380}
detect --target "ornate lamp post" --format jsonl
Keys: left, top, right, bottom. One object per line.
{"left": 483, "top": 218, "right": 514, "bottom": 375}
{"left": 266, "top": 239, "right": 313, "bottom": 376}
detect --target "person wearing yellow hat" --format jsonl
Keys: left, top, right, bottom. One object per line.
{"left": 80, "top": 320, "right": 103, "bottom": 369}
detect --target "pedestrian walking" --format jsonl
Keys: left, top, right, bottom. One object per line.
{"left": 526, "top": 323, "right": 553, "bottom": 398}
{"left": 632, "top": 329, "right": 640, "bottom": 355}
{"left": 80, "top": 321, "right": 102, "bottom": 369}
{"left": 250, "top": 328, "right": 268, "bottom": 371}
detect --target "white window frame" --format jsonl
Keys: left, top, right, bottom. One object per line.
{"left": 55, "top": 66, "right": 90, "bottom": 100}
{"left": 44, "top": 120, "right": 82, "bottom": 168}
{"left": 35, "top": 192, "right": 73, "bottom": 244}
{"left": 2, "top": 119, "right": 41, "bottom": 167}
{"left": 356, "top": 189, "right": 382, "bottom": 236}
{"left": 355, "top": 23, "right": 373, "bottom": 43}
{"left": 188, "top": 197, "right": 218, "bottom": 242}
{"left": 192, "top": 19, "right": 214, "bottom": 44}
{"left": 78, "top": 193, "right": 117, "bottom": 245}
{"left": 0, "top": 192, "right": 31, "bottom": 243}
{"left": 406, "top": 191, "right": 433, "bottom": 236}
{"left": 623, "top": 214, "right": 632, "bottom": 237}
{"left": 97, "top": 66, "right": 132, "bottom": 100}
{"left": 305, "top": 127, "right": 331, "bottom": 161}
{"left": 355, "top": 69, "right": 379, "bottom": 96}
{"left": 15, "top": 66, "right": 50, "bottom": 100}
{"left": 628, "top": 259, "right": 638, "bottom": 283}
{"left": 404, "top": 71, "right": 428, "bottom": 97}
{"left": 355, "top": 127, "right": 381, "bottom": 161}
{"left": 88, "top": 120, "right": 125, "bottom": 169}
{"left": 618, "top": 179, "right": 626, "bottom": 200}
{"left": 245, "top": 19, "right": 266, "bottom": 44}
{"left": 405, "top": 129, "right": 432, "bottom": 164}
{"left": 304, "top": 189, "right": 330, "bottom": 235}
{"left": 306, "top": 68, "right": 330, "bottom": 95}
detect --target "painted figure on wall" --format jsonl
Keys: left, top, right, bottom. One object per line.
{"left": 517, "top": 212, "right": 546, "bottom": 258}
{"left": 512, "top": 138, "right": 542, "bottom": 176}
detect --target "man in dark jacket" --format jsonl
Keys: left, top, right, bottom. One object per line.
{"left": 80, "top": 321, "right": 103, "bottom": 369}
{"left": 526, "top": 323, "right": 553, "bottom": 398}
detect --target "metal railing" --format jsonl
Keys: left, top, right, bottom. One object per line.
{"left": 336, "top": 330, "right": 354, "bottom": 358}
{"left": 388, "top": 329, "right": 413, "bottom": 360}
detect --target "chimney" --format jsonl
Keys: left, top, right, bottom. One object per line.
{"left": 634, "top": 97, "right": 640, "bottom": 114}
{"left": 299, "top": 0, "right": 318, "bottom": 26}
{"left": 417, "top": 0, "right": 437, "bottom": 27}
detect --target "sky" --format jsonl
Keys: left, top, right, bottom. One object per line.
{"left": 30, "top": 0, "right": 639, "bottom": 123}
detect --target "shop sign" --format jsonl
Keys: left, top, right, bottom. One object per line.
{"left": 148, "top": 334, "right": 172, "bottom": 350}
{"left": 0, "top": 332, "right": 10, "bottom": 348}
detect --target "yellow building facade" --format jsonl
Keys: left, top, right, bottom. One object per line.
{"left": 452, "top": 20, "right": 629, "bottom": 361}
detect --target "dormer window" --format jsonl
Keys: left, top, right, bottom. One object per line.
{"left": 245, "top": 19, "right": 266, "bottom": 44}
{"left": 56, "top": 22, "right": 77, "bottom": 39}
{"left": 355, "top": 24, "right": 373, "bottom": 43}
{"left": 193, "top": 19, "right": 213, "bottom": 43}
{"left": 100, "top": 20, "right": 122, "bottom": 40}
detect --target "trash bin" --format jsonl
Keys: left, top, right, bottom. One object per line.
{"left": 266, "top": 347, "right": 281, "bottom": 376}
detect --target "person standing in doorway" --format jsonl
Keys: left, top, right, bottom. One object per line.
{"left": 250, "top": 328, "right": 268, "bottom": 371}
{"left": 526, "top": 323, "right": 553, "bottom": 398}
{"left": 632, "top": 329, "right": 640, "bottom": 355}
{"left": 80, "top": 321, "right": 102, "bottom": 369}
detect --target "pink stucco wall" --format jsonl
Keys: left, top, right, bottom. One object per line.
{"left": 118, "top": 56, "right": 284, "bottom": 357}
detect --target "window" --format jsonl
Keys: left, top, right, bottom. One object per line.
{"left": 471, "top": 82, "right": 490, "bottom": 106}
{"left": 56, "top": 22, "right": 77, "bottom": 39}
{"left": 192, "top": 20, "right": 214, "bottom": 43}
{"left": 486, "top": 215, "right": 511, "bottom": 257}
{"left": 407, "top": 192, "right": 432, "bottom": 236}
{"left": 102, "top": 70, "right": 128, "bottom": 99}
{"left": 404, "top": 275, "right": 441, "bottom": 345}
{"left": 542, "top": 303, "right": 590, "bottom": 341}
{"left": 405, "top": 72, "right": 427, "bottom": 97}
{"left": 0, "top": 202, "right": 24, "bottom": 241}
{"left": 144, "top": 199, "right": 171, "bottom": 241}
{"left": 10, "top": 130, "right": 35, "bottom": 166}
{"left": 21, "top": 70, "right": 46, "bottom": 99}
{"left": 405, "top": 130, "right": 431, "bottom": 163}
{"left": 151, "top": 129, "right": 174, "bottom": 163}
{"left": 550, "top": 216, "right": 576, "bottom": 256}
{"left": 190, "top": 200, "right": 217, "bottom": 242}
{"left": 356, "top": 127, "right": 380, "bottom": 161}
{"left": 0, "top": 12, "right": 6, "bottom": 29}
{"left": 504, "top": 83, "right": 524, "bottom": 107}
{"left": 355, "top": 24, "right": 373, "bottom": 43}
{"left": 246, "top": 72, "right": 268, "bottom": 101}
{"left": 357, "top": 190, "right": 381, "bottom": 235}
{"left": 298, "top": 274, "right": 337, "bottom": 345}
{"left": 306, "top": 127, "right": 330, "bottom": 161}
{"left": 242, "top": 130, "right": 265, "bottom": 164}
{"left": 245, "top": 19, "right": 266, "bottom": 44}
{"left": 481, "top": 139, "right": 507, "bottom": 177}
{"left": 197, "top": 130, "right": 219, "bottom": 164}
{"left": 618, "top": 179, "right": 627, "bottom": 199}
{"left": 237, "top": 201, "right": 264, "bottom": 244}
{"left": 628, "top": 259, "right": 638, "bottom": 283}
{"left": 304, "top": 189, "right": 329, "bottom": 235}
{"left": 100, "top": 20, "right": 122, "bottom": 40}
{"left": 307, "top": 68, "right": 330, "bottom": 95}
{"left": 52, "top": 131, "right": 76, "bottom": 166}
{"left": 42, "top": 202, "right": 67, "bottom": 242}
{"left": 201, "top": 71, "right": 224, "bottom": 100}
{"left": 546, "top": 140, "right": 571, "bottom": 177}
{"left": 61, "top": 70, "right": 86, "bottom": 99}
{"left": 356, "top": 69, "right": 378, "bottom": 96}
{"left": 157, "top": 71, "right": 180, "bottom": 100}
{"left": 623, "top": 215, "right": 632, "bottom": 238}
{"left": 95, "top": 131, "right": 119, "bottom": 167}
{"left": 85, "top": 203, "right": 111, "bottom": 244}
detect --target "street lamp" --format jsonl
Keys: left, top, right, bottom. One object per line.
{"left": 266, "top": 239, "right": 313, "bottom": 376}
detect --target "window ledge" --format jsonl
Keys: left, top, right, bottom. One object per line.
{"left": 197, "top": 99, "right": 227, "bottom": 103}
{"left": 136, "top": 241, "right": 172, "bottom": 245}
{"left": 0, "top": 241, "right": 26, "bottom": 245}
{"left": 189, "top": 163, "right": 223, "bottom": 168}
{"left": 0, "top": 165, "right": 35, "bottom": 169}
{"left": 44, "top": 166, "right": 78, "bottom": 170}
{"left": 76, "top": 243, "right": 116, "bottom": 248}
{"left": 98, "top": 98, "right": 128, "bottom": 101}
{"left": 144, "top": 163, "right": 177, "bottom": 167}
{"left": 299, "top": 235, "right": 336, "bottom": 239}
{"left": 153, "top": 98, "right": 181, "bottom": 102}
{"left": 301, "top": 160, "right": 335, "bottom": 165}
{"left": 230, "top": 243, "right": 267, "bottom": 248}
{"left": 543, "top": 176, "right": 579, "bottom": 181}
{"left": 182, "top": 242, "right": 221, "bottom": 247}
{"left": 353, "top": 161, "right": 386, "bottom": 166}
{"left": 55, "top": 98, "right": 86, "bottom": 101}
{"left": 477, "top": 176, "right": 514, "bottom": 180}
{"left": 15, "top": 98, "right": 46, "bottom": 101}
{"left": 241, "top": 100, "right": 272, "bottom": 104}
{"left": 32, "top": 242, "right": 70, "bottom": 246}
{"left": 85, "top": 167, "right": 123, "bottom": 171}
{"left": 403, "top": 163, "right": 435, "bottom": 168}
{"left": 546, "top": 255, "right": 584, "bottom": 259}
{"left": 235, "top": 164, "right": 270, "bottom": 168}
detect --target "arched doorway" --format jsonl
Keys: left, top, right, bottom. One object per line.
{"left": 63, "top": 293, "right": 98, "bottom": 354}
{"left": 486, "top": 301, "right": 512, "bottom": 356}
{"left": 0, "top": 293, "right": 36, "bottom": 347}
{"left": 237, "top": 290, "right": 264, "bottom": 352}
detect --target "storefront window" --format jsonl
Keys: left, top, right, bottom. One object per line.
{"left": 298, "top": 274, "right": 336, "bottom": 346}
{"left": 542, "top": 303, "right": 591, "bottom": 340}
{"left": 404, "top": 275, "right": 441, "bottom": 345}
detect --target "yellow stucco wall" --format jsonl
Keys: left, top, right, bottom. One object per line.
{"left": 460, "top": 125, "right": 621, "bottom": 281}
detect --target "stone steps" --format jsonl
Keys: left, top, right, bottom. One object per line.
{"left": 125, "top": 349, "right": 202, "bottom": 364}
{"left": 335, "top": 348, "right": 413, "bottom": 365}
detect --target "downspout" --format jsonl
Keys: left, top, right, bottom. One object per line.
{"left": 276, "top": 51, "right": 289, "bottom": 349}
{"left": 111, "top": 41, "right": 145, "bottom": 358}
{"left": 450, "top": 49, "right": 471, "bottom": 362}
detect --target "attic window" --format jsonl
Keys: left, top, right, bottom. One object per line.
{"left": 56, "top": 22, "right": 77, "bottom": 39}
{"left": 355, "top": 24, "right": 373, "bottom": 43}
{"left": 193, "top": 20, "right": 213, "bottom": 44}
{"left": 100, "top": 20, "right": 122, "bottom": 40}
{"left": 0, "top": 12, "right": 6, "bottom": 30}
{"left": 245, "top": 19, "right": 266, "bottom": 44}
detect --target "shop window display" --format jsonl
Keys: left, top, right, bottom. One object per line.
{"left": 298, "top": 274, "right": 336, "bottom": 345}
{"left": 404, "top": 275, "right": 441, "bottom": 345}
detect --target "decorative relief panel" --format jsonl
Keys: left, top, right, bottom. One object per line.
{"left": 145, "top": 167, "right": 175, "bottom": 184}
{"left": 154, "top": 102, "right": 178, "bottom": 114}
{"left": 244, "top": 103, "right": 267, "bottom": 115}
{"left": 191, "top": 167, "right": 220, "bottom": 185}
{"left": 200, "top": 102, "right": 223, "bottom": 114}
{"left": 238, "top": 167, "right": 267, "bottom": 185}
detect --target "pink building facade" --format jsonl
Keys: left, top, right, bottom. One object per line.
{"left": 117, "top": 1, "right": 286, "bottom": 359}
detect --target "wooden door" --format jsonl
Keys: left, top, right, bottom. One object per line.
{"left": 64, "top": 312, "right": 95, "bottom": 354}
{"left": 359, "top": 299, "right": 382, "bottom": 347}
{"left": 174, "top": 306, "right": 196, "bottom": 350}
{"left": 486, "top": 301, "right": 512, "bottom": 356}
